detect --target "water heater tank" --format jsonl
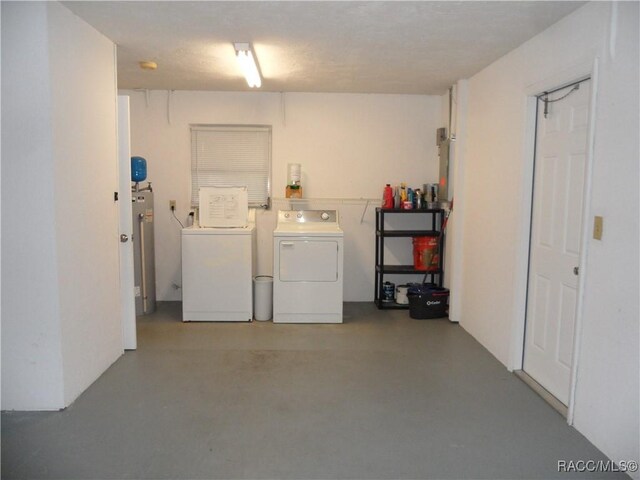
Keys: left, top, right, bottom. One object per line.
{"left": 131, "top": 156, "right": 147, "bottom": 182}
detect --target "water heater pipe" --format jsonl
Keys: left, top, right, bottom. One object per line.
{"left": 448, "top": 87, "right": 453, "bottom": 140}
{"left": 138, "top": 213, "right": 148, "bottom": 314}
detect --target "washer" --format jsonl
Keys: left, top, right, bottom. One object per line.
{"left": 182, "top": 224, "right": 256, "bottom": 322}
{"left": 273, "top": 210, "right": 344, "bottom": 323}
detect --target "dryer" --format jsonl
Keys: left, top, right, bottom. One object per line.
{"left": 273, "top": 210, "right": 344, "bottom": 323}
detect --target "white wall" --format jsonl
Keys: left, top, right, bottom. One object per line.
{"left": 1, "top": 2, "right": 123, "bottom": 410}
{"left": 570, "top": 3, "right": 639, "bottom": 472}
{"left": 123, "top": 90, "right": 442, "bottom": 301}
{"left": 457, "top": 1, "right": 639, "bottom": 472}
{"left": 1, "top": 1, "right": 66, "bottom": 410}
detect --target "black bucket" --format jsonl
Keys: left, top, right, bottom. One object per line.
{"left": 407, "top": 285, "right": 449, "bottom": 319}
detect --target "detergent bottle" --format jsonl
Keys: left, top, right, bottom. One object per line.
{"left": 400, "top": 183, "right": 407, "bottom": 202}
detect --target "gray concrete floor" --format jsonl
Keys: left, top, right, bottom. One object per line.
{"left": 2, "top": 302, "right": 627, "bottom": 479}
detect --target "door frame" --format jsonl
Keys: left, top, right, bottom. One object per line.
{"left": 508, "top": 57, "right": 600, "bottom": 425}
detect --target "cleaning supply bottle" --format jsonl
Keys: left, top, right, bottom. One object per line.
{"left": 393, "top": 186, "right": 401, "bottom": 209}
{"left": 415, "top": 189, "right": 423, "bottom": 209}
{"left": 400, "top": 183, "right": 407, "bottom": 202}
{"left": 382, "top": 184, "right": 393, "bottom": 209}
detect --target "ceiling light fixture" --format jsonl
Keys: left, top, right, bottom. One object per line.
{"left": 233, "top": 43, "right": 262, "bottom": 88}
{"left": 139, "top": 61, "right": 158, "bottom": 70}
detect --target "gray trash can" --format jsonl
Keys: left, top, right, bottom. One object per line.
{"left": 253, "top": 275, "right": 273, "bottom": 321}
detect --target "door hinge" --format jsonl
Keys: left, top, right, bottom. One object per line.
{"left": 573, "top": 266, "right": 579, "bottom": 276}
{"left": 114, "top": 191, "right": 119, "bottom": 202}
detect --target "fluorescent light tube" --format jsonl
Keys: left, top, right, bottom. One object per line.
{"left": 234, "top": 43, "right": 262, "bottom": 88}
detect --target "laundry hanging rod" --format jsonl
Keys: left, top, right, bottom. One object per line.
{"left": 272, "top": 197, "right": 378, "bottom": 204}
{"left": 272, "top": 197, "right": 379, "bottom": 224}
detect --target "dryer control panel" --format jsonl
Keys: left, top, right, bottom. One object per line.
{"left": 277, "top": 210, "right": 338, "bottom": 224}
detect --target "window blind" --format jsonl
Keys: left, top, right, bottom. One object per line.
{"left": 190, "top": 125, "right": 271, "bottom": 207}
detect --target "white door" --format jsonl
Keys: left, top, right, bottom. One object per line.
{"left": 523, "top": 79, "right": 591, "bottom": 405}
{"left": 118, "top": 96, "right": 137, "bottom": 350}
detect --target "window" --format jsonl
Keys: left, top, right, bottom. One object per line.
{"left": 190, "top": 125, "right": 272, "bottom": 208}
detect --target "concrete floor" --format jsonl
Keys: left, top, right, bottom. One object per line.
{"left": 2, "top": 302, "right": 627, "bottom": 479}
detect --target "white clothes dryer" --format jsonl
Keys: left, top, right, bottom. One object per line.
{"left": 273, "top": 210, "right": 344, "bottom": 323}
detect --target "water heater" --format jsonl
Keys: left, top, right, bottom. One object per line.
{"left": 132, "top": 189, "right": 156, "bottom": 315}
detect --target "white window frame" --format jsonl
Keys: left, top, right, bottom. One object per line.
{"left": 190, "top": 124, "right": 272, "bottom": 208}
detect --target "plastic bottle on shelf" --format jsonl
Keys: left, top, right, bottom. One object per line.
{"left": 415, "top": 189, "right": 423, "bottom": 209}
{"left": 393, "top": 186, "right": 401, "bottom": 209}
{"left": 400, "top": 183, "right": 407, "bottom": 202}
{"left": 382, "top": 184, "right": 393, "bottom": 209}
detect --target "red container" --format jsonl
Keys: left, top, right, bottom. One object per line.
{"left": 382, "top": 184, "right": 394, "bottom": 209}
{"left": 412, "top": 236, "right": 439, "bottom": 271}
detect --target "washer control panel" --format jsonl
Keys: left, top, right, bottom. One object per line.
{"left": 278, "top": 210, "right": 338, "bottom": 224}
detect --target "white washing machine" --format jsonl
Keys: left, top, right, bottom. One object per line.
{"left": 181, "top": 224, "right": 256, "bottom": 321}
{"left": 273, "top": 210, "right": 344, "bottom": 323}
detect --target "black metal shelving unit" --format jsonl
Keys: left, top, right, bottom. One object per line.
{"left": 374, "top": 207, "right": 445, "bottom": 309}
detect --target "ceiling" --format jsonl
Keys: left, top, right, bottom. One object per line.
{"left": 63, "top": 1, "right": 584, "bottom": 95}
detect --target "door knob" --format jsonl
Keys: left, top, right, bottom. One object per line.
{"left": 120, "top": 234, "right": 129, "bottom": 243}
